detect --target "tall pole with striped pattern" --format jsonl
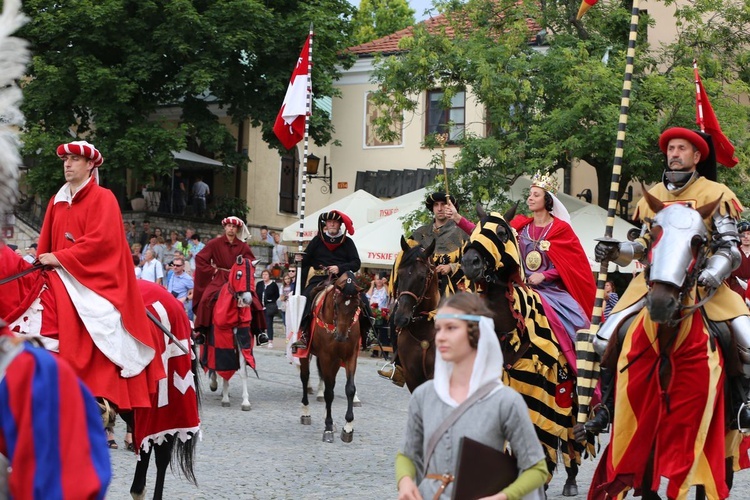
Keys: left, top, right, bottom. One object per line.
{"left": 295, "top": 24, "right": 313, "bottom": 297}
{"left": 575, "top": 0, "right": 642, "bottom": 428}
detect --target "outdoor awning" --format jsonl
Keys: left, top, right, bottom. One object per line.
{"left": 172, "top": 150, "right": 227, "bottom": 168}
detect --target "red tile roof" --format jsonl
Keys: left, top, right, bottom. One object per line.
{"left": 346, "top": 8, "right": 542, "bottom": 56}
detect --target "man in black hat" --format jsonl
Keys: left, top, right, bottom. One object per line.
{"left": 593, "top": 127, "right": 750, "bottom": 434}
{"left": 410, "top": 192, "right": 469, "bottom": 296}
{"left": 291, "top": 210, "right": 369, "bottom": 354}
{"left": 378, "top": 192, "right": 469, "bottom": 385}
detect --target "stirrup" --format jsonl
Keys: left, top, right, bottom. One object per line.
{"left": 377, "top": 362, "right": 405, "bottom": 387}
{"left": 291, "top": 339, "right": 308, "bottom": 354}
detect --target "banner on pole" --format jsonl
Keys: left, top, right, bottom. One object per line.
{"left": 273, "top": 35, "right": 311, "bottom": 150}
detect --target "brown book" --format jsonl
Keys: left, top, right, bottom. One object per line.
{"left": 451, "top": 437, "right": 519, "bottom": 500}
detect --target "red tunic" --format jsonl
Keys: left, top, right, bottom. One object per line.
{"left": 511, "top": 215, "right": 596, "bottom": 318}
{"left": 37, "top": 179, "right": 164, "bottom": 411}
{"left": 193, "top": 234, "right": 255, "bottom": 329}
{"left": 730, "top": 248, "right": 750, "bottom": 297}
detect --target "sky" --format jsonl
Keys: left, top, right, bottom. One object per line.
{"left": 346, "top": 0, "right": 436, "bottom": 22}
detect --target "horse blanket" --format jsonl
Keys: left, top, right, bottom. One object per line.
{"left": 589, "top": 308, "right": 727, "bottom": 500}
{"left": 201, "top": 281, "right": 260, "bottom": 381}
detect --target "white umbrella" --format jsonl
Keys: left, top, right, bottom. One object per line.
{"left": 568, "top": 204, "right": 641, "bottom": 273}
{"left": 351, "top": 201, "right": 423, "bottom": 267}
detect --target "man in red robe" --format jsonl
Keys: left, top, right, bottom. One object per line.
{"left": 37, "top": 141, "right": 164, "bottom": 413}
{"left": 193, "top": 216, "right": 259, "bottom": 342}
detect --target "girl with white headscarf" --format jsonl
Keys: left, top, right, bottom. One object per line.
{"left": 396, "top": 293, "right": 547, "bottom": 500}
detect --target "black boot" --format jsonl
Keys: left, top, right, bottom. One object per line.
{"left": 291, "top": 328, "right": 309, "bottom": 353}
{"left": 736, "top": 376, "right": 750, "bottom": 431}
{"left": 585, "top": 367, "right": 614, "bottom": 435}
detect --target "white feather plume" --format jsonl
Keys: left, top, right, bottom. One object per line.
{"left": 0, "top": 0, "right": 29, "bottom": 218}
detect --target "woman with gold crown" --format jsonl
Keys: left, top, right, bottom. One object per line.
{"left": 508, "top": 172, "right": 596, "bottom": 343}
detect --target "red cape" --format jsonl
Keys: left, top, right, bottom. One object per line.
{"left": 511, "top": 215, "right": 596, "bottom": 318}
{"left": 37, "top": 180, "right": 164, "bottom": 410}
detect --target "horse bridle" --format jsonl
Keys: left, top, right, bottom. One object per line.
{"left": 396, "top": 256, "right": 436, "bottom": 320}
{"left": 315, "top": 274, "right": 361, "bottom": 336}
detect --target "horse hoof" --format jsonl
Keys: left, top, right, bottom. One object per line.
{"left": 300, "top": 415, "right": 312, "bottom": 425}
{"left": 307, "top": 386, "right": 314, "bottom": 394}
{"left": 130, "top": 490, "right": 146, "bottom": 500}
{"left": 562, "top": 483, "right": 578, "bottom": 497}
{"left": 316, "top": 396, "right": 324, "bottom": 402}
{"left": 353, "top": 401, "right": 362, "bottom": 408}
{"left": 221, "top": 401, "right": 230, "bottom": 407}
{"left": 322, "top": 430, "right": 334, "bottom": 443}
{"left": 341, "top": 429, "right": 354, "bottom": 443}
{"left": 209, "top": 380, "right": 218, "bottom": 392}
{"left": 241, "top": 403, "right": 251, "bottom": 411}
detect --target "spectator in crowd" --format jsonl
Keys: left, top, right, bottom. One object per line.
{"left": 154, "top": 227, "right": 163, "bottom": 240}
{"left": 279, "top": 273, "right": 294, "bottom": 329}
{"left": 22, "top": 243, "right": 37, "bottom": 264}
{"left": 133, "top": 254, "right": 142, "bottom": 279}
{"left": 140, "top": 249, "right": 163, "bottom": 285}
{"left": 367, "top": 271, "right": 389, "bottom": 310}
{"left": 256, "top": 269, "right": 280, "bottom": 349}
{"left": 187, "top": 233, "right": 204, "bottom": 270}
{"left": 173, "top": 170, "right": 187, "bottom": 215}
{"left": 603, "top": 280, "right": 619, "bottom": 322}
{"left": 138, "top": 219, "right": 151, "bottom": 248}
{"left": 124, "top": 221, "right": 136, "bottom": 246}
{"left": 131, "top": 242, "right": 143, "bottom": 260}
{"left": 271, "top": 231, "right": 288, "bottom": 269}
{"left": 192, "top": 175, "right": 210, "bottom": 217}
{"left": 260, "top": 225, "right": 274, "bottom": 245}
{"left": 8, "top": 244, "right": 21, "bottom": 256}
{"left": 167, "top": 256, "right": 194, "bottom": 315}
{"left": 143, "top": 234, "right": 165, "bottom": 264}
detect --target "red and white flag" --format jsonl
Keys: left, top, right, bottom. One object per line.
{"left": 273, "top": 35, "right": 311, "bottom": 150}
{"left": 695, "top": 69, "right": 738, "bottom": 167}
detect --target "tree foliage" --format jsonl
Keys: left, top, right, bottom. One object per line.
{"left": 351, "top": 0, "right": 416, "bottom": 45}
{"left": 20, "top": 0, "right": 356, "bottom": 201}
{"left": 369, "top": 0, "right": 750, "bottom": 220}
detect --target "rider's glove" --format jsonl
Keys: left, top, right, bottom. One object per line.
{"left": 594, "top": 241, "right": 620, "bottom": 263}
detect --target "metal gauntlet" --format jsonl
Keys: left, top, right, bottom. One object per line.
{"left": 612, "top": 240, "right": 646, "bottom": 267}
{"left": 700, "top": 213, "right": 742, "bottom": 288}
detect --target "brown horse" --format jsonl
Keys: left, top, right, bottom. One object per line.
{"left": 391, "top": 236, "right": 439, "bottom": 392}
{"left": 299, "top": 271, "right": 364, "bottom": 442}
{"left": 589, "top": 194, "right": 729, "bottom": 499}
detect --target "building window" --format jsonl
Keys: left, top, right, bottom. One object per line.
{"left": 426, "top": 90, "right": 465, "bottom": 142}
{"left": 278, "top": 154, "right": 298, "bottom": 214}
{"left": 364, "top": 92, "right": 403, "bottom": 148}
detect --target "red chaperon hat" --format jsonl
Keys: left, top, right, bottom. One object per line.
{"left": 319, "top": 210, "right": 354, "bottom": 235}
{"left": 658, "top": 127, "right": 709, "bottom": 159}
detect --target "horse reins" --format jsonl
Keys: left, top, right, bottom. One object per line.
{"left": 0, "top": 263, "right": 45, "bottom": 286}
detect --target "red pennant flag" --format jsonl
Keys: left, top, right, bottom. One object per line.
{"left": 696, "top": 72, "right": 738, "bottom": 167}
{"left": 273, "top": 35, "right": 311, "bottom": 150}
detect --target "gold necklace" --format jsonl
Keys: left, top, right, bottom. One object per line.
{"left": 523, "top": 220, "right": 553, "bottom": 272}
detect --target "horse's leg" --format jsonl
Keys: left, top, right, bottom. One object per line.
{"left": 316, "top": 377, "right": 324, "bottom": 402}
{"left": 152, "top": 437, "right": 174, "bottom": 500}
{"left": 321, "top": 358, "right": 336, "bottom": 443}
{"left": 221, "top": 376, "right": 231, "bottom": 407}
{"left": 130, "top": 445, "right": 151, "bottom": 500}
{"left": 641, "top": 450, "right": 661, "bottom": 500}
{"left": 209, "top": 370, "right": 218, "bottom": 392}
{"left": 237, "top": 342, "right": 251, "bottom": 411}
{"left": 341, "top": 356, "right": 357, "bottom": 443}
{"left": 563, "top": 460, "right": 578, "bottom": 496}
{"left": 352, "top": 390, "right": 361, "bottom": 407}
{"left": 300, "top": 356, "right": 311, "bottom": 425}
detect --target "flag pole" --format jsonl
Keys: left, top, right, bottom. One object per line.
{"left": 295, "top": 23, "right": 313, "bottom": 297}
{"left": 694, "top": 60, "right": 706, "bottom": 133}
{"left": 574, "top": 0, "right": 643, "bottom": 430}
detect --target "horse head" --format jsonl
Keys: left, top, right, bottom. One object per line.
{"left": 228, "top": 255, "right": 255, "bottom": 307}
{"left": 392, "top": 236, "right": 437, "bottom": 328}
{"left": 331, "top": 270, "right": 362, "bottom": 342}
{"left": 462, "top": 202, "right": 521, "bottom": 285}
{"left": 643, "top": 189, "right": 720, "bottom": 324}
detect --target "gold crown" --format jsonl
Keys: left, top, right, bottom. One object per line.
{"left": 530, "top": 170, "right": 559, "bottom": 194}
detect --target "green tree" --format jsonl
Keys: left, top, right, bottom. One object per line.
{"left": 351, "top": 0, "right": 416, "bottom": 45}
{"left": 369, "top": 0, "right": 750, "bottom": 219}
{"left": 20, "top": 0, "right": 356, "bottom": 201}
